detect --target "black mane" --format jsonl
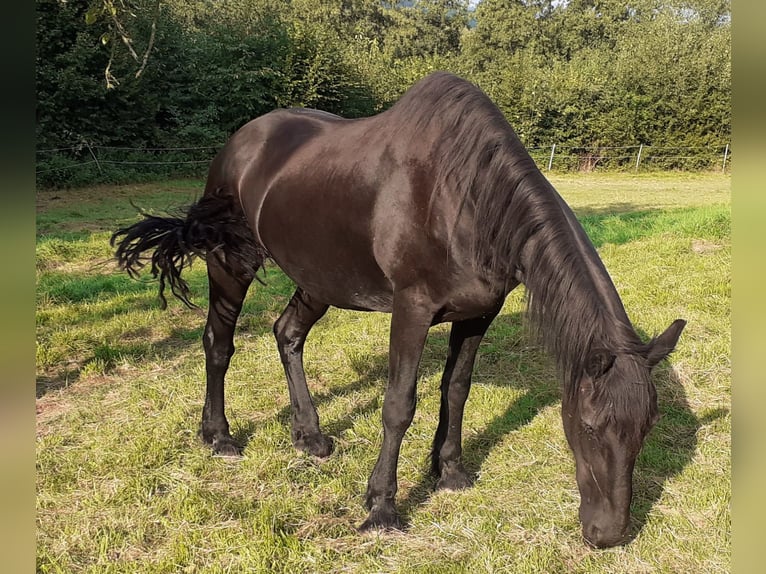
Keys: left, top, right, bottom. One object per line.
{"left": 392, "top": 72, "right": 648, "bottom": 401}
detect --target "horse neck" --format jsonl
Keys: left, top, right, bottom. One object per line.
{"left": 513, "top": 172, "right": 639, "bottom": 376}
{"left": 551, "top": 189, "right": 632, "bottom": 327}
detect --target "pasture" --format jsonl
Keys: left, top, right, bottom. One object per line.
{"left": 36, "top": 173, "right": 730, "bottom": 573}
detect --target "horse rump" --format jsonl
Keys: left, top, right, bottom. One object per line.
{"left": 110, "top": 188, "right": 267, "bottom": 308}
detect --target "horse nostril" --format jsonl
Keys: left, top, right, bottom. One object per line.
{"left": 583, "top": 524, "right": 629, "bottom": 548}
{"left": 583, "top": 525, "right": 600, "bottom": 548}
{"left": 583, "top": 526, "right": 627, "bottom": 548}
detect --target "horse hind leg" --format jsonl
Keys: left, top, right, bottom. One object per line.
{"left": 199, "top": 252, "right": 254, "bottom": 457}
{"left": 273, "top": 288, "right": 333, "bottom": 458}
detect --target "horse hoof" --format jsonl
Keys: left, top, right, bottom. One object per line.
{"left": 199, "top": 427, "right": 243, "bottom": 458}
{"left": 358, "top": 505, "right": 403, "bottom": 533}
{"left": 436, "top": 470, "right": 473, "bottom": 491}
{"left": 294, "top": 433, "right": 334, "bottom": 459}
{"left": 211, "top": 436, "right": 243, "bottom": 458}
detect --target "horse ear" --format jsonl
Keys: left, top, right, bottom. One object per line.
{"left": 646, "top": 319, "right": 687, "bottom": 368}
{"left": 585, "top": 349, "right": 615, "bottom": 378}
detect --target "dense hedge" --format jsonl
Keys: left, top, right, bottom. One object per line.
{"left": 36, "top": 0, "right": 730, "bottom": 187}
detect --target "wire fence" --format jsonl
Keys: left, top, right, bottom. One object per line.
{"left": 35, "top": 141, "right": 731, "bottom": 188}
{"left": 35, "top": 142, "right": 222, "bottom": 188}
{"left": 526, "top": 143, "right": 731, "bottom": 173}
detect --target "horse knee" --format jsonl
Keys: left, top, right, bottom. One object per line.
{"left": 382, "top": 398, "right": 416, "bottom": 435}
{"left": 273, "top": 318, "right": 303, "bottom": 361}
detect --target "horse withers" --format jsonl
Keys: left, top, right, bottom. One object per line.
{"left": 112, "top": 72, "right": 685, "bottom": 547}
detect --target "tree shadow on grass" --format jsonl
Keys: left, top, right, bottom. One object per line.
{"left": 36, "top": 304, "right": 213, "bottom": 400}
{"left": 572, "top": 202, "right": 642, "bottom": 218}
{"left": 35, "top": 263, "right": 293, "bottom": 399}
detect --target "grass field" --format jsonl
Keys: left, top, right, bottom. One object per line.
{"left": 36, "top": 173, "right": 730, "bottom": 573}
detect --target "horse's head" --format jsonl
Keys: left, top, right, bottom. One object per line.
{"left": 562, "top": 319, "right": 686, "bottom": 548}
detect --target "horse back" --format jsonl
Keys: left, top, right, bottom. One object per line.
{"left": 205, "top": 107, "right": 504, "bottom": 318}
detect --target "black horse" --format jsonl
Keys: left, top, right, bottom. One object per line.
{"left": 112, "top": 72, "right": 685, "bottom": 547}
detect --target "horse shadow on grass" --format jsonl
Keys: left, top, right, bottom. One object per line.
{"left": 395, "top": 311, "right": 560, "bottom": 522}
{"left": 229, "top": 351, "right": 390, "bottom": 448}
{"left": 222, "top": 307, "right": 722, "bottom": 542}
{"left": 627, "top": 365, "right": 727, "bottom": 541}
{"left": 306, "top": 310, "right": 723, "bottom": 544}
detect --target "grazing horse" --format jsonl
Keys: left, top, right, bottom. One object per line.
{"left": 112, "top": 72, "right": 685, "bottom": 547}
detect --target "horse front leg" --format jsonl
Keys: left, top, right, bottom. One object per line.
{"left": 200, "top": 256, "right": 253, "bottom": 456}
{"left": 273, "top": 288, "right": 332, "bottom": 458}
{"left": 431, "top": 313, "right": 497, "bottom": 490}
{"left": 359, "top": 290, "right": 435, "bottom": 531}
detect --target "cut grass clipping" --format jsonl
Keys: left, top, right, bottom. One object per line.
{"left": 37, "top": 173, "right": 730, "bottom": 573}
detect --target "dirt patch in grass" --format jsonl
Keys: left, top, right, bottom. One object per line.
{"left": 691, "top": 239, "right": 723, "bottom": 254}
{"left": 36, "top": 181, "right": 199, "bottom": 212}
{"left": 36, "top": 372, "right": 117, "bottom": 432}
{"left": 36, "top": 393, "right": 72, "bottom": 432}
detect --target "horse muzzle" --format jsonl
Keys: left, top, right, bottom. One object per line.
{"left": 582, "top": 520, "right": 630, "bottom": 548}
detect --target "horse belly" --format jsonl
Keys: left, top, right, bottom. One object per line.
{"left": 255, "top": 179, "right": 394, "bottom": 312}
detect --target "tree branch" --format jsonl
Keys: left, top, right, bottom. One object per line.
{"left": 135, "top": 0, "right": 161, "bottom": 79}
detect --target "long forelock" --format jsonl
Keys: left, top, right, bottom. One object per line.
{"left": 598, "top": 355, "right": 657, "bottom": 441}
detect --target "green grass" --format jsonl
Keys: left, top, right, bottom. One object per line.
{"left": 36, "top": 174, "right": 730, "bottom": 573}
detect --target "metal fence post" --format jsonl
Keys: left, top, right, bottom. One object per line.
{"left": 547, "top": 143, "right": 556, "bottom": 171}
{"left": 722, "top": 143, "right": 729, "bottom": 173}
{"left": 635, "top": 144, "right": 643, "bottom": 172}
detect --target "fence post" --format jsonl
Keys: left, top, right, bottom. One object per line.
{"left": 84, "top": 141, "right": 103, "bottom": 174}
{"left": 635, "top": 144, "right": 643, "bottom": 172}
{"left": 722, "top": 143, "right": 729, "bottom": 173}
{"left": 547, "top": 143, "right": 556, "bottom": 171}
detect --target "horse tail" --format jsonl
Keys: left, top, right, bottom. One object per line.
{"left": 110, "top": 187, "right": 268, "bottom": 309}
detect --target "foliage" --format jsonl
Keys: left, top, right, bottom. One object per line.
{"left": 36, "top": 0, "right": 730, "bottom": 187}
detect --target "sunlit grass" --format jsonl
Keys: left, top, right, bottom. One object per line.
{"left": 36, "top": 174, "right": 730, "bottom": 573}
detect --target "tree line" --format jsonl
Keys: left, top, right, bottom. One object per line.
{"left": 36, "top": 0, "right": 731, "bottom": 187}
